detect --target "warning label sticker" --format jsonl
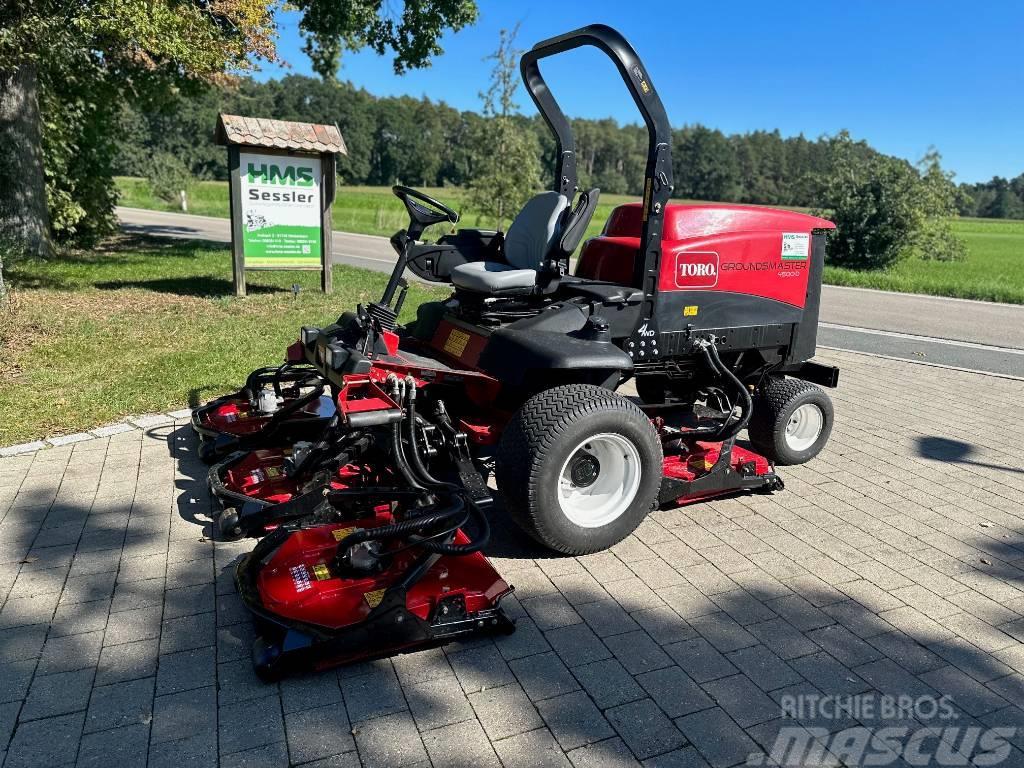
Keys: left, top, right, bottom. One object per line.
{"left": 311, "top": 563, "right": 331, "bottom": 581}
{"left": 331, "top": 527, "right": 356, "bottom": 541}
{"left": 290, "top": 564, "right": 312, "bottom": 593}
{"left": 364, "top": 588, "right": 387, "bottom": 608}
{"left": 781, "top": 233, "right": 810, "bottom": 260}
{"left": 443, "top": 328, "right": 471, "bottom": 357}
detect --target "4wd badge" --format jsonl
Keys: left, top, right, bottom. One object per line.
{"left": 674, "top": 252, "right": 719, "bottom": 289}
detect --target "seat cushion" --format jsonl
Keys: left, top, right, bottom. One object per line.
{"left": 451, "top": 261, "right": 538, "bottom": 294}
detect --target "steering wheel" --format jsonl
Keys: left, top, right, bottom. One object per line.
{"left": 392, "top": 185, "right": 460, "bottom": 234}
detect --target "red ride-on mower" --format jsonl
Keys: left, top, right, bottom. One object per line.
{"left": 223, "top": 24, "right": 840, "bottom": 677}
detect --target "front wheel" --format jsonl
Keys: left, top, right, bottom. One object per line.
{"left": 747, "top": 377, "right": 834, "bottom": 465}
{"left": 497, "top": 385, "right": 662, "bottom": 555}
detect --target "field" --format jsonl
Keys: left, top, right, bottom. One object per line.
{"left": 0, "top": 236, "right": 445, "bottom": 445}
{"left": 824, "top": 218, "right": 1024, "bottom": 304}
{"left": 116, "top": 177, "right": 640, "bottom": 243}
{"left": 116, "top": 178, "right": 1024, "bottom": 304}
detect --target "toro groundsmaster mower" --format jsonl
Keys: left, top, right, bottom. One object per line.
{"left": 204, "top": 24, "right": 839, "bottom": 679}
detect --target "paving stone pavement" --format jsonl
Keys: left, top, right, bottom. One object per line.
{"left": 2, "top": 348, "right": 1024, "bottom": 767}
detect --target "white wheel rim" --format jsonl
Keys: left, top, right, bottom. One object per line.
{"left": 557, "top": 433, "right": 642, "bottom": 528}
{"left": 785, "top": 403, "right": 824, "bottom": 452}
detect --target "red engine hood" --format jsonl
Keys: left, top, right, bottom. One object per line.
{"left": 603, "top": 202, "right": 835, "bottom": 239}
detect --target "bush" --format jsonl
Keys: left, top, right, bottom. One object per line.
{"left": 148, "top": 152, "right": 193, "bottom": 207}
{"left": 816, "top": 134, "right": 966, "bottom": 269}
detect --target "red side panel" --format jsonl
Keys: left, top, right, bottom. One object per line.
{"left": 577, "top": 202, "right": 835, "bottom": 309}
{"left": 660, "top": 232, "right": 813, "bottom": 308}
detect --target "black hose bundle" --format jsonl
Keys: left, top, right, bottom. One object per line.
{"left": 697, "top": 338, "right": 753, "bottom": 442}
{"left": 346, "top": 373, "right": 491, "bottom": 558}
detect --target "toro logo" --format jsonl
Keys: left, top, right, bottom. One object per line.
{"left": 674, "top": 252, "right": 719, "bottom": 289}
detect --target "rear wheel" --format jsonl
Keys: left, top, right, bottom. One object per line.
{"left": 747, "top": 377, "right": 833, "bottom": 465}
{"left": 497, "top": 385, "right": 662, "bottom": 554}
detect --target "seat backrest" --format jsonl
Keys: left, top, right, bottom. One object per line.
{"left": 504, "top": 192, "right": 569, "bottom": 270}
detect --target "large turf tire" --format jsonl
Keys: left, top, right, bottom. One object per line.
{"left": 497, "top": 384, "right": 662, "bottom": 555}
{"left": 747, "top": 376, "right": 833, "bottom": 465}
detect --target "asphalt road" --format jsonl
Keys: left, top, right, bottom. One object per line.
{"left": 117, "top": 206, "right": 1024, "bottom": 377}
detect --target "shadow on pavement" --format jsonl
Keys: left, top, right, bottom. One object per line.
{"left": 5, "top": 421, "right": 1024, "bottom": 767}
{"left": 915, "top": 435, "right": 1024, "bottom": 476}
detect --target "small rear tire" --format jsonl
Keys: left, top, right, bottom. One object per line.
{"left": 497, "top": 384, "right": 662, "bottom": 555}
{"left": 747, "top": 377, "right": 833, "bottom": 465}
{"left": 218, "top": 508, "right": 244, "bottom": 540}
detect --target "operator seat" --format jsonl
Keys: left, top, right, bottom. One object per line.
{"left": 450, "top": 189, "right": 599, "bottom": 296}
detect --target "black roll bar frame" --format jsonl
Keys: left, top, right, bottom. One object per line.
{"left": 520, "top": 24, "right": 675, "bottom": 338}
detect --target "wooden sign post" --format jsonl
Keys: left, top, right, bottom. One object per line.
{"left": 216, "top": 115, "right": 347, "bottom": 297}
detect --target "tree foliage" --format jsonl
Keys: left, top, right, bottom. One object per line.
{"left": 0, "top": 0, "right": 480, "bottom": 265}
{"left": 466, "top": 25, "right": 541, "bottom": 230}
{"left": 292, "top": 0, "right": 478, "bottom": 77}
{"left": 815, "top": 134, "right": 966, "bottom": 270}
{"left": 959, "top": 174, "right": 1024, "bottom": 219}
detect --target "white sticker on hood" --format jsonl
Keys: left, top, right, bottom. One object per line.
{"left": 781, "top": 233, "right": 810, "bottom": 261}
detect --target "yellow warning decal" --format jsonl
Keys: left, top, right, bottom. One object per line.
{"left": 311, "top": 563, "right": 331, "bottom": 581}
{"left": 443, "top": 328, "right": 471, "bottom": 357}
{"left": 364, "top": 588, "right": 387, "bottom": 608}
{"left": 331, "top": 527, "right": 356, "bottom": 541}
{"left": 265, "top": 466, "right": 282, "bottom": 478}
{"left": 684, "top": 305, "right": 699, "bottom": 317}
{"left": 689, "top": 456, "right": 715, "bottom": 473}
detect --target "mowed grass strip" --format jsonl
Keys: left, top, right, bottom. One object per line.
{"left": 117, "top": 177, "right": 1024, "bottom": 304}
{"left": 0, "top": 235, "right": 445, "bottom": 445}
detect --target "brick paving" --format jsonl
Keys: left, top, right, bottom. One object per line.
{"left": 1, "top": 348, "right": 1023, "bottom": 767}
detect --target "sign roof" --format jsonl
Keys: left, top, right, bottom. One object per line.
{"left": 216, "top": 114, "right": 347, "bottom": 155}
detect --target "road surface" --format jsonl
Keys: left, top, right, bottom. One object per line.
{"left": 117, "top": 206, "right": 1024, "bottom": 377}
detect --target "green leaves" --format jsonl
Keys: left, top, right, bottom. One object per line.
{"left": 293, "top": 0, "right": 479, "bottom": 78}
{"left": 816, "top": 133, "right": 966, "bottom": 270}
{"left": 467, "top": 26, "right": 541, "bottom": 230}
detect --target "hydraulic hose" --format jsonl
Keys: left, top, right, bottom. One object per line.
{"left": 271, "top": 362, "right": 319, "bottom": 397}
{"left": 699, "top": 338, "right": 753, "bottom": 442}
{"left": 392, "top": 420, "right": 426, "bottom": 490}
{"left": 404, "top": 378, "right": 448, "bottom": 488}
{"left": 404, "top": 377, "right": 491, "bottom": 554}
{"left": 331, "top": 495, "right": 468, "bottom": 568}
{"left": 243, "top": 366, "right": 279, "bottom": 400}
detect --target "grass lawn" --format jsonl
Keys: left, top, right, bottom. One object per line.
{"left": 117, "top": 177, "right": 663, "bottom": 243}
{"left": 824, "top": 218, "right": 1024, "bottom": 304}
{"left": 117, "top": 177, "right": 1023, "bottom": 304}
{"left": 0, "top": 235, "right": 445, "bottom": 445}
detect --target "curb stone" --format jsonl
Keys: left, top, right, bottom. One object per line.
{"left": 0, "top": 408, "right": 196, "bottom": 458}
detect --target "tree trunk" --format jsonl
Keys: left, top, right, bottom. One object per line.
{"left": 0, "top": 63, "right": 53, "bottom": 259}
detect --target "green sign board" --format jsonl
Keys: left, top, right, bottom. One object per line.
{"left": 239, "top": 151, "right": 322, "bottom": 269}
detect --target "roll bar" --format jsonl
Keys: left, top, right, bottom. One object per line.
{"left": 520, "top": 24, "right": 674, "bottom": 328}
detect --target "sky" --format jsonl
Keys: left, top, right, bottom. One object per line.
{"left": 253, "top": 1, "right": 1024, "bottom": 184}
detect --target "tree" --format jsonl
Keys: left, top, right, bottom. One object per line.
{"left": 816, "top": 133, "right": 966, "bottom": 269}
{"left": 292, "top": 0, "right": 477, "bottom": 77}
{"left": 0, "top": 0, "right": 277, "bottom": 265}
{"left": 467, "top": 25, "right": 541, "bottom": 230}
{"left": 0, "top": 0, "right": 480, "bottom": 293}
{"left": 673, "top": 125, "right": 740, "bottom": 202}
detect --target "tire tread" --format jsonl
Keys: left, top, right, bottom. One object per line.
{"left": 497, "top": 384, "right": 661, "bottom": 555}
